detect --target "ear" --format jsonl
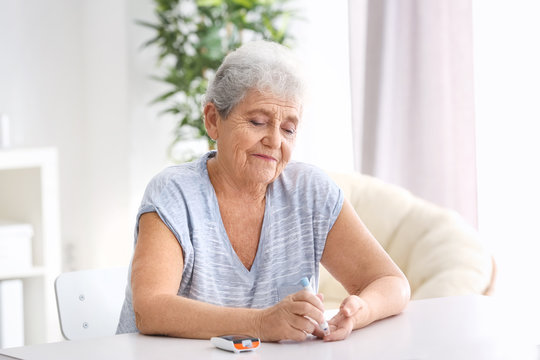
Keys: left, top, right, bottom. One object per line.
{"left": 204, "top": 102, "right": 220, "bottom": 141}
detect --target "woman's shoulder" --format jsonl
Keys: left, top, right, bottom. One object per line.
{"left": 145, "top": 153, "right": 210, "bottom": 193}
{"left": 150, "top": 163, "right": 198, "bottom": 186}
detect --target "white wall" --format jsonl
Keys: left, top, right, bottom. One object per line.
{"left": 473, "top": 0, "right": 540, "bottom": 339}
{"left": 0, "top": 0, "right": 135, "bottom": 270}
{"left": 79, "top": 0, "right": 133, "bottom": 269}
{"left": 289, "top": 1, "right": 354, "bottom": 173}
{"left": 0, "top": 0, "right": 89, "bottom": 269}
{"left": 0, "top": 1, "right": 355, "bottom": 272}
{"left": 126, "top": 0, "right": 190, "bottom": 224}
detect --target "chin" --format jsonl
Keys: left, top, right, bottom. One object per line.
{"left": 248, "top": 169, "right": 279, "bottom": 185}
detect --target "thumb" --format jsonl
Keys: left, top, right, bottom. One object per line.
{"left": 340, "top": 295, "right": 363, "bottom": 317}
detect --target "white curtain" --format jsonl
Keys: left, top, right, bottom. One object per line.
{"left": 350, "top": 0, "right": 477, "bottom": 226}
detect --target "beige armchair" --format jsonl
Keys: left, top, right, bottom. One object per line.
{"left": 320, "top": 172, "right": 495, "bottom": 309}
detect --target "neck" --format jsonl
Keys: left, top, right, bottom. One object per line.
{"left": 207, "top": 156, "right": 267, "bottom": 203}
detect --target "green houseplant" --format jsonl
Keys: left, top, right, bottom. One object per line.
{"left": 139, "top": 0, "right": 298, "bottom": 160}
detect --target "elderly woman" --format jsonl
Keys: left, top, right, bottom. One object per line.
{"left": 117, "top": 40, "right": 410, "bottom": 342}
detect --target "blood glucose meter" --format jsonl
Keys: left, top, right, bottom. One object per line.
{"left": 210, "top": 335, "right": 261, "bottom": 353}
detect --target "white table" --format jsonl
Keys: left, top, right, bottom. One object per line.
{"left": 1, "top": 295, "right": 538, "bottom": 360}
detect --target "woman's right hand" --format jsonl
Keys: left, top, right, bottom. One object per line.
{"left": 255, "top": 289, "right": 327, "bottom": 342}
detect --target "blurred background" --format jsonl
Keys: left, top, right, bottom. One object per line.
{"left": 0, "top": 0, "right": 539, "bottom": 346}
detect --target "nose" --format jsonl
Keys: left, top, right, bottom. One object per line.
{"left": 262, "top": 124, "right": 281, "bottom": 149}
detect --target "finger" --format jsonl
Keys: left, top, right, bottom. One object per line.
{"left": 284, "top": 327, "right": 309, "bottom": 342}
{"left": 304, "top": 315, "right": 326, "bottom": 338}
{"left": 323, "top": 318, "right": 354, "bottom": 342}
{"left": 340, "top": 295, "right": 363, "bottom": 317}
{"left": 323, "top": 326, "right": 351, "bottom": 342}
{"left": 289, "top": 314, "right": 317, "bottom": 335}
{"left": 286, "top": 316, "right": 317, "bottom": 341}
{"left": 328, "top": 311, "right": 345, "bottom": 325}
{"left": 291, "top": 290, "right": 325, "bottom": 312}
{"left": 311, "top": 324, "right": 326, "bottom": 338}
{"left": 289, "top": 299, "right": 326, "bottom": 326}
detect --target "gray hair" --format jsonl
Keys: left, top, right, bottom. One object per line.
{"left": 204, "top": 40, "right": 306, "bottom": 119}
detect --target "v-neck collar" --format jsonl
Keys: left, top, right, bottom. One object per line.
{"left": 201, "top": 152, "right": 271, "bottom": 281}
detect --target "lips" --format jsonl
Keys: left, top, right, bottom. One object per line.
{"left": 252, "top": 153, "right": 277, "bottom": 161}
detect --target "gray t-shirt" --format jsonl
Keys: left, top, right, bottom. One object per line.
{"left": 117, "top": 151, "right": 344, "bottom": 334}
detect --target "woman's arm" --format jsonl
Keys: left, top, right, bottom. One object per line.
{"left": 320, "top": 199, "right": 411, "bottom": 341}
{"left": 132, "top": 212, "right": 326, "bottom": 341}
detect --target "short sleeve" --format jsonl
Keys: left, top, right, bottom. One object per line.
{"left": 306, "top": 166, "right": 344, "bottom": 263}
{"left": 134, "top": 168, "right": 194, "bottom": 261}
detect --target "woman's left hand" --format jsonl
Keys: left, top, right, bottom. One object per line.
{"left": 322, "top": 295, "right": 370, "bottom": 341}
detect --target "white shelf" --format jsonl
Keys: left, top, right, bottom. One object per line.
{"left": 0, "top": 267, "right": 47, "bottom": 281}
{"left": 0, "top": 147, "right": 62, "bottom": 345}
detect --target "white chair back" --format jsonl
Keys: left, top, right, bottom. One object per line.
{"left": 54, "top": 267, "right": 128, "bottom": 340}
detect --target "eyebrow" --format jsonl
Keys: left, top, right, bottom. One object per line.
{"left": 246, "top": 108, "right": 299, "bottom": 125}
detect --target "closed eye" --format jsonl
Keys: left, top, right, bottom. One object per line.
{"left": 250, "top": 120, "right": 265, "bottom": 126}
{"left": 283, "top": 128, "right": 296, "bottom": 135}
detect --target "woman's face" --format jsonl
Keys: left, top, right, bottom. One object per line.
{"left": 212, "top": 89, "right": 302, "bottom": 186}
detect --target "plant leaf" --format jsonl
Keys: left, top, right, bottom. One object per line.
{"left": 196, "top": 0, "right": 223, "bottom": 7}
{"left": 138, "top": 0, "right": 302, "bottom": 161}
